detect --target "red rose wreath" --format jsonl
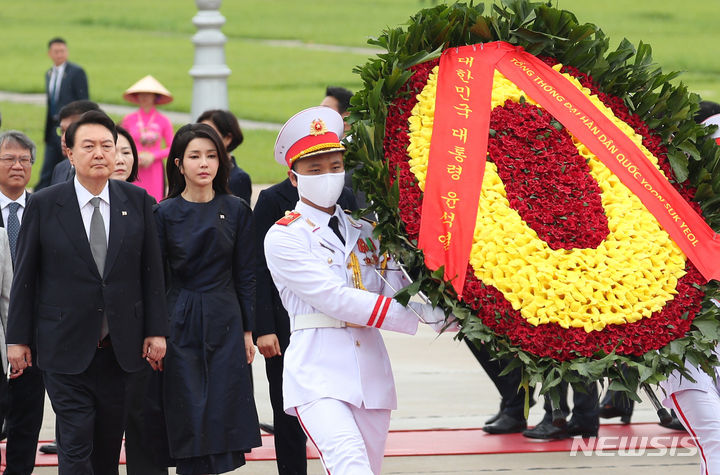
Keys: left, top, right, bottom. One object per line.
{"left": 346, "top": 2, "right": 720, "bottom": 403}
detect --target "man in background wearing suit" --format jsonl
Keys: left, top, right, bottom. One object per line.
{"left": 7, "top": 111, "right": 168, "bottom": 474}
{"left": 36, "top": 37, "right": 88, "bottom": 190}
{"left": 254, "top": 180, "right": 356, "bottom": 475}
{"left": 0, "top": 130, "right": 43, "bottom": 475}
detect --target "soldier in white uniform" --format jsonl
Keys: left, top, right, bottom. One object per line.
{"left": 264, "top": 106, "right": 449, "bottom": 475}
{"left": 661, "top": 344, "right": 720, "bottom": 474}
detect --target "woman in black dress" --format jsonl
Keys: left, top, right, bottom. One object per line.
{"left": 155, "top": 123, "right": 261, "bottom": 474}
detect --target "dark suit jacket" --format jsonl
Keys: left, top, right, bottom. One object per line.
{"left": 7, "top": 180, "right": 168, "bottom": 374}
{"left": 45, "top": 61, "right": 89, "bottom": 142}
{"left": 50, "top": 159, "right": 74, "bottom": 186}
{"left": 229, "top": 156, "right": 252, "bottom": 204}
{"left": 253, "top": 178, "right": 357, "bottom": 346}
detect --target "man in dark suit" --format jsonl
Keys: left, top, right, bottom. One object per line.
{"left": 7, "top": 111, "right": 168, "bottom": 474}
{"left": 254, "top": 179, "right": 356, "bottom": 474}
{"left": 36, "top": 37, "right": 88, "bottom": 191}
{"left": 0, "top": 130, "right": 44, "bottom": 475}
{"left": 465, "top": 339, "right": 534, "bottom": 434}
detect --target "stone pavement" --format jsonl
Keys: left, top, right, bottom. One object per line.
{"left": 30, "top": 325, "right": 700, "bottom": 474}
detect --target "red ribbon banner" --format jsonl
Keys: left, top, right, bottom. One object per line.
{"left": 417, "top": 41, "right": 720, "bottom": 290}
{"left": 418, "top": 45, "right": 507, "bottom": 295}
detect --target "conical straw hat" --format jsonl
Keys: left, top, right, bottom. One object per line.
{"left": 123, "top": 75, "right": 173, "bottom": 105}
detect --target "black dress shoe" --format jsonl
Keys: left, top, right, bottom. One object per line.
{"left": 566, "top": 419, "right": 599, "bottom": 438}
{"left": 485, "top": 412, "right": 501, "bottom": 425}
{"left": 523, "top": 419, "right": 568, "bottom": 440}
{"left": 39, "top": 442, "right": 57, "bottom": 454}
{"left": 660, "top": 416, "right": 687, "bottom": 432}
{"left": 599, "top": 390, "right": 633, "bottom": 424}
{"left": 599, "top": 404, "right": 632, "bottom": 424}
{"left": 259, "top": 422, "right": 275, "bottom": 434}
{"left": 482, "top": 414, "right": 527, "bottom": 434}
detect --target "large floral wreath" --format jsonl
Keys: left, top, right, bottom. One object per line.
{"left": 346, "top": 1, "right": 720, "bottom": 402}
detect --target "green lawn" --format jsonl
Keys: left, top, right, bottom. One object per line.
{"left": 0, "top": 0, "right": 718, "bottom": 187}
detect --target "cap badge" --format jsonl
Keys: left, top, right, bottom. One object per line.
{"left": 310, "top": 118, "right": 328, "bottom": 136}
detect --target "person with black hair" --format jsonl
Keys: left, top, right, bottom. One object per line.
{"left": 321, "top": 86, "right": 353, "bottom": 137}
{"left": 7, "top": 110, "right": 167, "bottom": 473}
{"left": 50, "top": 100, "right": 100, "bottom": 185}
{"left": 155, "top": 123, "right": 261, "bottom": 474}
{"left": 197, "top": 109, "right": 252, "bottom": 203}
{"left": 111, "top": 126, "right": 140, "bottom": 184}
{"left": 696, "top": 100, "right": 720, "bottom": 124}
{"left": 37, "top": 37, "right": 88, "bottom": 190}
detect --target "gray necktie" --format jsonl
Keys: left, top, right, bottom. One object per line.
{"left": 51, "top": 67, "right": 61, "bottom": 102}
{"left": 89, "top": 197, "right": 109, "bottom": 339}
{"left": 6, "top": 202, "right": 20, "bottom": 266}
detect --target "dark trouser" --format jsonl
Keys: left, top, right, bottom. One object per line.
{"left": 124, "top": 366, "right": 167, "bottom": 475}
{"left": 3, "top": 364, "right": 44, "bottom": 475}
{"left": 36, "top": 135, "right": 63, "bottom": 191}
{"left": 542, "top": 381, "right": 600, "bottom": 427}
{"left": 0, "top": 373, "right": 8, "bottom": 467}
{"left": 464, "top": 338, "right": 534, "bottom": 420}
{"left": 265, "top": 354, "right": 307, "bottom": 475}
{"left": 43, "top": 346, "right": 128, "bottom": 475}
{"left": 601, "top": 365, "right": 635, "bottom": 415}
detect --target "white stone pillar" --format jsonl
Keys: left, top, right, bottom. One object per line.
{"left": 190, "top": 0, "right": 231, "bottom": 121}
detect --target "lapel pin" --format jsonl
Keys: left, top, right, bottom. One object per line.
{"left": 220, "top": 213, "right": 225, "bottom": 220}
{"left": 121, "top": 211, "right": 128, "bottom": 216}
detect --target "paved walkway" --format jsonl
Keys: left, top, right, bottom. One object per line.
{"left": 0, "top": 91, "right": 282, "bottom": 131}
{"left": 28, "top": 325, "right": 700, "bottom": 474}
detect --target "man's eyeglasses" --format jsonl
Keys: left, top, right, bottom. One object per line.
{"left": 56, "top": 126, "right": 65, "bottom": 137}
{"left": 0, "top": 155, "right": 34, "bottom": 166}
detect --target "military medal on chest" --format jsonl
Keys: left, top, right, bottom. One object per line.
{"left": 356, "top": 237, "right": 379, "bottom": 266}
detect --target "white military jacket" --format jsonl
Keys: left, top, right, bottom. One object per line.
{"left": 264, "top": 201, "right": 419, "bottom": 413}
{"left": 661, "top": 343, "right": 720, "bottom": 407}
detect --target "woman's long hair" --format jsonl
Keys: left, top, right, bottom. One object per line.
{"left": 165, "top": 123, "right": 231, "bottom": 199}
{"left": 115, "top": 125, "right": 139, "bottom": 183}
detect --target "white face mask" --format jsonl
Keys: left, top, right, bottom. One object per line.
{"left": 292, "top": 171, "right": 346, "bottom": 208}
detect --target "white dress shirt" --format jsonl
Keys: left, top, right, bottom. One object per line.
{"left": 0, "top": 191, "right": 27, "bottom": 226}
{"left": 74, "top": 177, "right": 110, "bottom": 245}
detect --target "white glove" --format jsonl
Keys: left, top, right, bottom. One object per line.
{"left": 409, "top": 302, "right": 460, "bottom": 333}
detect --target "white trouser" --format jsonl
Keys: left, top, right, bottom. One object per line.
{"left": 294, "top": 398, "right": 391, "bottom": 475}
{"left": 671, "top": 388, "right": 720, "bottom": 475}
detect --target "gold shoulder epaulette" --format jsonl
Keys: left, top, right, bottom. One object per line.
{"left": 276, "top": 210, "right": 302, "bottom": 226}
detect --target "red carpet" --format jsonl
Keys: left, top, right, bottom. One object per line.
{"left": 4, "top": 423, "right": 692, "bottom": 466}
